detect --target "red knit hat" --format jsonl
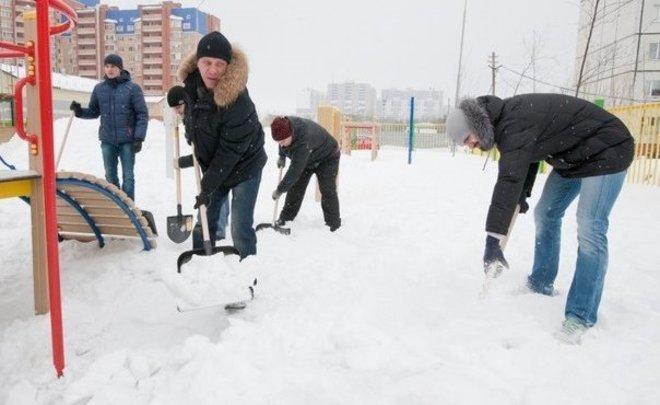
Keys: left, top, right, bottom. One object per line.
{"left": 271, "top": 117, "right": 293, "bottom": 141}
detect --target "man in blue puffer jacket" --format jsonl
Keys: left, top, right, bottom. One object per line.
{"left": 70, "top": 54, "right": 148, "bottom": 201}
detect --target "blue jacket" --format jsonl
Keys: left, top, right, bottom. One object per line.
{"left": 79, "top": 70, "right": 148, "bottom": 145}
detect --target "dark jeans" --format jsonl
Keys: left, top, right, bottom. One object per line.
{"left": 279, "top": 153, "right": 340, "bottom": 229}
{"left": 193, "top": 172, "right": 262, "bottom": 259}
{"left": 101, "top": 141, "right": 135, "bottom": 200}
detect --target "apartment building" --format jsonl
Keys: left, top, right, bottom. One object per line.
{"left": 380, "top": 89, "right": 444, "bottom": 122}
{"left": 574, "top": 0, "right": 660, "bottom": 106}
{"left": 50, "top": 1, "right": 220, "bottom": 95}
{"left": 326, "top": 82, "right": 378, "bottom": 120}
{"left": 2, "top": 1, "right": 219, "bottom": 95}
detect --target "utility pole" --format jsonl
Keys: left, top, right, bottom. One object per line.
{"left": 454, "top": 0, "right": 467, "bottom": 107}
{"left": 488, "top": 52, "right": 501, "bottom": 96}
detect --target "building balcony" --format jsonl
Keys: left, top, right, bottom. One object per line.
{"left": 142, "top": 36, "right": 162, "bottom": 44}
{"left": 143, "top": 46, "right": 163, "bottom": 54}
{"left": 143, "top": 79, "right": 162, "bottom": 86}
{"left": 143, "top": 68, "right": 163, "bottom": 75}
{"left": 142, "top": 24, "right": 162, "bottom": 33}
{"left": 141, "top": 13, "right": 162, "bottom": 22}
{"left": 77, "top": 49, "right": 96, "bottom": 56}
{"left": 77, "top": 28, "right": 96, "bottom": 35}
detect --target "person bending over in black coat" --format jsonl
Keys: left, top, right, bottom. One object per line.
{"left": 446, "top": 93, "right": 634, "bottom": 344}
{"left": 270, "top": 116, "right": 341, "bottom": 232}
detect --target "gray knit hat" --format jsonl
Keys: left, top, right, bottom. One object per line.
{"left": 446, "top": 98, "right": 495, "bottom": 150}
{"left": 445, "top": 108, "right": 472, "bottom": 145}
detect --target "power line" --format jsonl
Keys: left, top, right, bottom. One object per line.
{"left": 500, "top": 65, "right": 644, "bottom": 103}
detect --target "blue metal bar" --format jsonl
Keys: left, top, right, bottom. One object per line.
{"left": 408, "top": 96, "right": 415, "bottom": 164}
{"left": 56, "top": 189, "right": 105, "bottom": 248}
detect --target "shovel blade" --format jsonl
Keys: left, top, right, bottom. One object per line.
{"left": 177, "top": 245, "right": 240, "bottom": 273}
{"left": 167, "top": 214, "right": 193, "bottom": 243}
{"left": 255, "top": 222, "right": 291, "bottom": 235}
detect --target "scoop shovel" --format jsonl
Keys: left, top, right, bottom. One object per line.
{"left": 167, "top": 124, "right": 193, "bottom": 243}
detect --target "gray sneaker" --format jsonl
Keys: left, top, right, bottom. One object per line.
{"left": 555, "top": 316, "right": 588, "bottom": 344}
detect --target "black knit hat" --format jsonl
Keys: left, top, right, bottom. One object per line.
{"left": 103, "top": 54, "right": 123, "bottom": 70}
{"left": 196, "top": 31, "right": 232, "bottom": 64}
{"left": 167, "top": 85, "right": 188, "bottom": 107}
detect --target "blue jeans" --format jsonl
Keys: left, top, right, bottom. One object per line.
{"left": 101, "top": 142, "right": 135, "bottom": 200}
{"left": 528, "top": 170, "right": 626, "bottom": 326}
{"left": 216, "top": 197, "right": 230, "bottom": 239}
{"left": 193, "top": 172, "right": 262, "bottom": 259}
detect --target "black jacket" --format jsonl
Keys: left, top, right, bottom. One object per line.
{"left": 178, "top": 46, "right": 267, "bottom": 194}
{"left": 462, "top": 94, "right": 634, "bottom": 235}
{"left": 276, "top": 116, "right": 340, "bottom": 194}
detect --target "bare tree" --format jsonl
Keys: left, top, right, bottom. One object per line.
{"left": 575, "top": 0, "right": 601, "bottom": 96}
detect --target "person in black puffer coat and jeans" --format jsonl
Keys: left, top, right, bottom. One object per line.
{"left": 446, "top": 93, "right": 634, "bottom": 343}
{"left": 177, "top": 31, "right": 267, "bottom": 259}
{"left": 270, "top": 116, "right": 341, "bottom": 232}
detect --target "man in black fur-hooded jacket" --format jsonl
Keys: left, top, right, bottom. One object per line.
{"left": 177, "top": 31, "right": 267, "bottom": 259}
{"left": 270, "top": 116, "right": 341, "bottom": 232}
{"left": 446, "top": 93, "right": 634, "bottom": 343}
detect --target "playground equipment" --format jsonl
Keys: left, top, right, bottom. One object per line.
{"left": 56, "top": 172, "right": 157, "bottom": 250}
{"left": 340, "top": 122, "right": 380, "bottom": 161}
{"left": 0, "top": 0, "right": 77, "bottom": 377}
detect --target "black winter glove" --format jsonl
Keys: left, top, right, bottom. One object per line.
{"left": 483, "top": 235, "right": 509, "bottom": 277}
{"left": 277, "top": 156, "right": 286, "bottom": 168}
{"left": 194, "top": 192, "right": 209, "bottom": 210}
{"left": 272, "top": 189, "right": 282, "bottom": 200}
{"left": 177, "top": 155, "right": 194, "bottom": 169}
{"left": 69, "top": 101, "right": 82, "bottom": 117}
{"left": 132, "top": 140, "right": 142, "bottom": 153}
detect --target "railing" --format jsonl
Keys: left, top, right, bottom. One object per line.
{"left": 608, "top": 103, "right": 660, "bottom": 186}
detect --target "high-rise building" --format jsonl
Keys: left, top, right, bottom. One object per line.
{"left": 295, "top": 88, "right": 325, "bottom": 120}
{"left": 3, "top": 1, "right": 219, "bottom": 95}
{"left": 574, "top": 0, "right": 660, "bottom": 106}
{"left": 380, "top": 89, "right": 444, "bottom": 122}
{"left": 47, "top": 1, "right": 220, "bottom": 95}
{"left": 326, "top": 81, "right": 377, "bottom": 120}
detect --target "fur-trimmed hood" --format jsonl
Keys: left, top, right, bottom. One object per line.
{"left": 177, "top": 45, "right": 249, "bottom": 108}
{"left": 458, "top": 97, "right": 495, "bottom": 150}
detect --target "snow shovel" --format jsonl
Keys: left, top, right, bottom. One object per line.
{"left": 479, "top": 204, "right": 521, "bottom": 299}
{"left": 177, "top": 145, "right": 239, "bottom": 273}
{"left": 256, "top": 166, "right": 291, "bottom": 235}
{"left": 167, "top": 124, "right": 193, "bottom": 243}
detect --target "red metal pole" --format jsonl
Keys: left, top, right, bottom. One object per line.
{"left": 35, "top": 0, "right": 65, "bottom": 377}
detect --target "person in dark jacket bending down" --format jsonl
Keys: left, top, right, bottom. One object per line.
{"left": 70, "top": 54, "right": 148, "bottom": 201}
{"left": 270, "top": 116, "right": 341, "bottom": 232}
{"left": 178, "top": 31, "right": 266, "bottom": 258}
{"left": 446, "top": 93, "right": 634, "bottom": 343}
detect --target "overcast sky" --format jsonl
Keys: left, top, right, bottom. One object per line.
{"left": 105, "top": 0, "right": 582, "bottom": 114}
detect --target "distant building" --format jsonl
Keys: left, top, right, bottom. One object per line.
{"left": 295, "top": 88, "right": 325, "bottom": 120}
{"left": 51, "top": 1, "right": 220, "bottom": 96}
{"left": 379, "top": 89, "right": 444, "bottom": 122}
{"left": 1, "top": 0, "right": 219, "bottom": 96}
{"left": 326, "top": 82, "right": 377, "bottom": 120}
{"left": 574, "top": 0, "right": 660, "bottom": 106}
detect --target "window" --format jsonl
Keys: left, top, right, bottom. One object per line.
{"left": 646, "top": 80, "right": 660, "bottom": 96}
{"left": 650, "top": 43, "right": 660, "bottom": 60}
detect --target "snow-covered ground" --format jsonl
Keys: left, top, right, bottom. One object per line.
{"left": 1, "top": 117, "right": 659, "bottom": 404}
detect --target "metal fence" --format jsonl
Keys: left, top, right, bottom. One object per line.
{"left": 376, "top": 122, "right": 448, "bottom": 149}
